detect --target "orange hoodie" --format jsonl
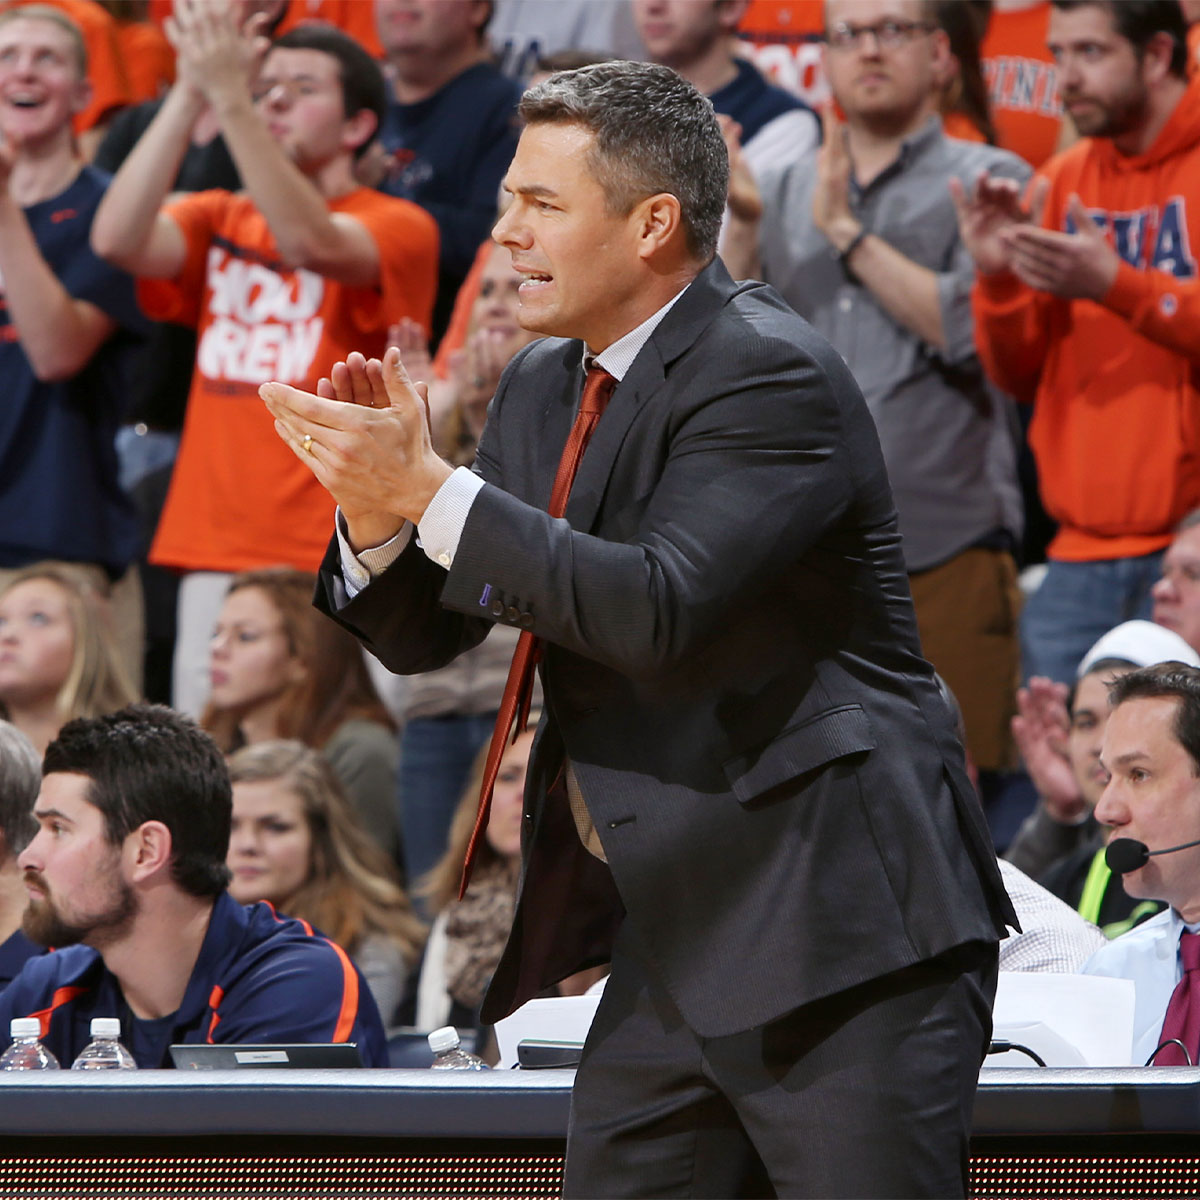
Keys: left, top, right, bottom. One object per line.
{"left": 973, "top": 78, "right": 1200, "bottom": 562}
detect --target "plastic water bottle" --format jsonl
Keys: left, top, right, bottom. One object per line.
{"left": 428, "top": 1026, "right": 489, "bottom": 1070}
{"left": 70, "top": 1018, "right": 136, "bottom": 1070}
{"left": 0, "top": 1017, "right": 60, "bottom": 1070}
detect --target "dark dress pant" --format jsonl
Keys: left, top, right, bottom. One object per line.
{"left": 564, "top": 923, "right": 997, "bottom": 1200}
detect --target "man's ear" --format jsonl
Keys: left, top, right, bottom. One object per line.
{"left": 717, "top": 0, "right": 751, "bottom": 35}
{"left": 927, "top": 27, "right": 954, "bottom": 84}
{"left": 69, "top": 76, "right": 93, "bottom": 120}
{"left": 634, "top": 192, "right": 686, "bottom": 262}
{"left": 125, "top": 820, "right": 172, "bottom": 883}
{"left": 1141, "top": 31, "right": 1178, "bottom": 87}
{"left": 343, "top": 108, "right": 379, "bottom": 158}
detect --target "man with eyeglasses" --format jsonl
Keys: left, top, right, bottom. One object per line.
{"left": 722, "top": 0, "right": 1031, "bottom": 799}
{"left": 89, "top": 0, "right": 439, "bottom": 718}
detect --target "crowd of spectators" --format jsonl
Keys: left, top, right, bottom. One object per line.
{"left": 0, "top": 0, "right": 1199, "bottom": 1069}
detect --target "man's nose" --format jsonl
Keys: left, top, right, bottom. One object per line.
{"left": 493, "top": 209, "right": 527, "bottom": 250}
{"left": 17, "top": 837, "right": 41, "bottom": 873}
{"left": 1058, "top": 57, "right": 1083, "bottom": 90}
{"left": 1094, "top": 781, "right": 1122, "bottom": 827}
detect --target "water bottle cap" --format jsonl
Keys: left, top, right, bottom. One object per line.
{"left": 427, "top": 1026, "right": 461, "bottom": 1054}
{"left": 90, "top": 1018, "right": 121, "bottom": 1038}
{"left": 10, "top": 1018, "right": 40, "bottom": 1038}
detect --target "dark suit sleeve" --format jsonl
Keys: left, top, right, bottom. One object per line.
{"left": 443, "top": 327, "right": 867, "bottom": 680}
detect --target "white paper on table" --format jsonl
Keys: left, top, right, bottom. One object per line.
{"left": 988, "top": 972, "right": 1135, "bottom": 1068}
{"left": 495, "top": 994, "right": 603, "bottom": 1070}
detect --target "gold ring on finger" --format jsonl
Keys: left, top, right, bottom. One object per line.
{"left": 302, "top": 434, "right": 313, "bottom": 454}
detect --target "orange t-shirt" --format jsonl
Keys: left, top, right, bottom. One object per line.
{"left": 116, "top": 19, "right": 174, "bottom": 102}
{"left": 980, "top": 3, "right": 1064, "bottom": 168}
{"left": 12, "top": 0, "right": 131, "bottom": 132}
{"left": 735, "top": 0, "right": 827, "bottom": 108}
{"left": 274, "top": 0, "right": 383, "bottom": 57}
{"left": 142, "top": 188, "right": 438, "bottom": 574}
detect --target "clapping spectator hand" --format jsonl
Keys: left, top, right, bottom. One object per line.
{"left": 387, "top": 317, "right": 459, "bottom": 452}
{"left": 387, "top": 316, "right": 435, "bottom": 380}
{"left": 166, "top": 0, "right": 271, "bottom": 110}
{"left": 1011, "top": 676, "right": 1088, "bottom": 824}
{"left": 950, "top": 169, "right": 1049, "bottom": 276}
{"left": 1002, "top": 194, "right": 1120, "bottom": 301}
{"left": 0, "top": 128, "right": 20, "bottom": 193}
{"left": 812, "top": 106, "right": 862, "bottom": 254}
{"left": 718, "top": 115, "right": 761, "bottom": 224}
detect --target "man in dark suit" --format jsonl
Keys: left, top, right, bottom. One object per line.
{"left": 262, "top": 60, "right": 1016, "bottom": 1200}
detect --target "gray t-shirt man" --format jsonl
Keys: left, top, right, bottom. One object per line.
{"left": 756, "top": 116, "right": 1029, "bottom": 571}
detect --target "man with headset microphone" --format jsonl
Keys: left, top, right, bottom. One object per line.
{"left": 1083, "top": 662, "right": 1200, "bottom": 1065}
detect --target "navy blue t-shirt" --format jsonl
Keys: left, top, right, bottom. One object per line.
{"left": 0, "top": 167, "right": 148, "bottom": 576}
{"left": 709, "top": 57, "right": 814, "bottom": 145}
{"left": 377, "top": 62, "right": 521, "bottom": 339}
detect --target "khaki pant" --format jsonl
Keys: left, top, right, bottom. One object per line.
{"left": 908, "top": 547, "right": 1021, "bottom": 773}
{"left": 171, "top": 571, "right": 233, "bottom": 719}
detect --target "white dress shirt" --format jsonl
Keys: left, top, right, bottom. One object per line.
{"left": 1082, "top": 906, "right": 1197, "bottom": 1066}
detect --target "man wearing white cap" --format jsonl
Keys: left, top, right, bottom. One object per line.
{"left": 1006, "top": 620, "right": 1200, "bottom": 936}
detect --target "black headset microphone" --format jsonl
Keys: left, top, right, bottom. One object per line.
{"left": 1105, "top": 836, "right": 1200, "bottom": 874}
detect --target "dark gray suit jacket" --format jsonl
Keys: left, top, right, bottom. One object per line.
{"left": 319, "top": 258, "right": 1017, "bottom": 1038}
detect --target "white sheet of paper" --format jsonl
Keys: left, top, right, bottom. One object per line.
{"left": 495, "top": 994, "right": 603, "bottom": 1070}
{"left": 988, "top": 972, "right": 1135, "bottom": 1067}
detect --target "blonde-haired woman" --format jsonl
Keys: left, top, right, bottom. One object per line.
{"left": 227, "top": 740, "right": 425, "bottom": 1025}
{"left": 0, "top": 563, "right": 138, "bottom": 754}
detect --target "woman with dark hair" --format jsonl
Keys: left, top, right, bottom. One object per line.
{"left": 202, "top": 567, "right": 401, "bottom": 863}
{"left": 936, "top": 0, "right": 998, "bottom": 145}
{"left": 227, "top": 740, "right": 425, "bottom": 1024}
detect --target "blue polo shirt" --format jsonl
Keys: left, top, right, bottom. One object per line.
{"left": 0, "top": 893, "right": 387, "bottom": 1067}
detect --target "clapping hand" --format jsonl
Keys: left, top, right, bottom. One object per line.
{"left": 950, "top": 170, "right": 1049, "bottom": 276}
{"left": 260, "top": 348, "right": 453, "bottom": 552}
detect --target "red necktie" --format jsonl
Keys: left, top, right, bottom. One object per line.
{"left": 458, "top": 365, "right": 618, "bottom": 898}
{"left": 1157, "top": 931, "right": 1200, "bottom": 1065}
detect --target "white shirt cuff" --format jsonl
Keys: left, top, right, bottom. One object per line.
{"left": 417, "top": 466, "right": 485, "bottom": 569}
{"left": 336, "top": 509, "right": 412, "bottom": 600}
{"left": 334, "top": 467, "right": 484, "bottom": 599}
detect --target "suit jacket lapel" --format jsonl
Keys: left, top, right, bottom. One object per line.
{"left": 563, "top": 258, "right": 744, "bottom": 531}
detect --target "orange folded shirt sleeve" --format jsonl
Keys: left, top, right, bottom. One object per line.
{"left": 135, "top": 190, "right": 229, "bottom": 328}
{"left": 1102, "top": 258, "right": 1200, "bottom": 365}
{"left": 340, "top": 193, "right": 439, "bottom": 338}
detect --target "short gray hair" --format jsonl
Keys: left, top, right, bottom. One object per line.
{"left": 519, "top": 60, "right": 729, "bottom": 262}
{"left": 0, "top": 722, "right": 39, "bottom": 859}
